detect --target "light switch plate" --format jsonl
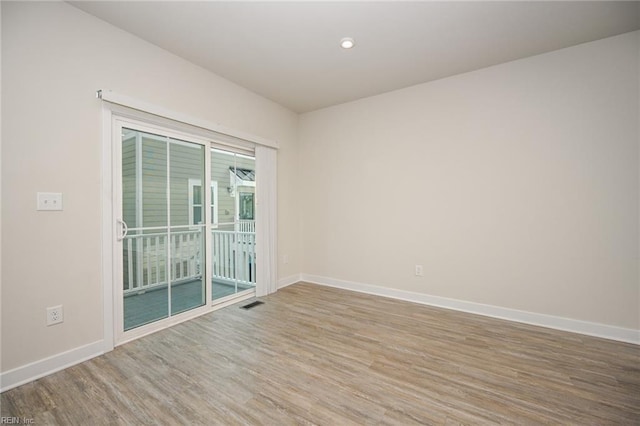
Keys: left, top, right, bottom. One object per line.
{"left": 37, "top": 192, "right": 63, "bottom": 211}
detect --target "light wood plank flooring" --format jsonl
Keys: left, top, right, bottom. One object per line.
{"left": 2, "top": 283, "right": 639, "bottom": 425}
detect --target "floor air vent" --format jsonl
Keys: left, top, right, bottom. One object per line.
{"left": 240, "top": 301, "right": 264, "bottom": 310}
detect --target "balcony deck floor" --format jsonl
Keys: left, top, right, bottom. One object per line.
{"left": 124, "top": 280, "right": 254, "bottom": 331}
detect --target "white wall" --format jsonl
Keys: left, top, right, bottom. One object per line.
{"left": 299, "top": 32, "right": 640, "bottom": 331}
{"left": 1, "top": 2, "right": 299, "bottom": 373}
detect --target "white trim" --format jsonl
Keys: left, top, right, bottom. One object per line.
{"left": 101, "top": 106, "right": 115, "bottom": 353}
{"left": 211, "top": 146, "right": 255, "bottom": 158}
{"left": 300, "top": 274, "right": 640, "bottom": 345}
{"left": 128, "top": 130, "right": 202, "bottom": 149}
{"left": 188, "top": 179, "right": 218, "bottom": 227}
{"left": 211, "top": 181, "right": 218, "bottom": 227}
{"left": 278, "top": 274, "right": 301, "bottom": 289}
{"left": 204, "top": 149, "right": 213, "bottom": 304}
{"left": 211, "top": 289, "right": 256, "bottom": 309}
{"left": 230, "top": 169, "right": 256, "bottom": 188}
{"left": 165, "top": 136, "right": 173, "bottom": 316}
{"left": 0, "top": 341, "right": 104, "bottom": 393}
{"left": 117, "top": 117, "right": 213, "bottom": 148}
{"left": 134, "top": 132, "right": 143, "bottom": 229}
{"left": 188, "top": 178, "right": 200, "bottom": 225}
{"left": 113, "top": 119, "right": 126, "bottom": 344}
{"left": 97, "top": 90, "right": 278, "bottom": 149}
{"left": 116, "top": 304, "right": 210, "bottom": 346}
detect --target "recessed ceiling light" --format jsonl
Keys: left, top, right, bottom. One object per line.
{"left": 340, "top": 37, "right": 355, "bottom": 49}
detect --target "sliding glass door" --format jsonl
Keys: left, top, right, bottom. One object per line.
{"left": 121, "top": 128, "right": 206, "bottom": 331}
{"left": 116, "top": 121, "right": 258, "bottom": 337}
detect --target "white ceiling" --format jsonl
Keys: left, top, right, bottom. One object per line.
{"left": 70, "top": 1, "right": 640, "bottom": 113}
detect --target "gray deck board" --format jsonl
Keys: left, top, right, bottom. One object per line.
{"left": 124, "top": 280, "right": 254, "bottom": 330}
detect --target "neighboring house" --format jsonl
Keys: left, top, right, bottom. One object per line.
{"left": 122, "top": 131, "right": 256, "bottom": 229}
{"left": 211, "top": 149, "right": 256, "bottom": 229}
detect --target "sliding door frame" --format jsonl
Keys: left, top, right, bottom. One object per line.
{"left": 113, "top": 117, "right": 214, "bottom": 345}
{"left": 104, "top": 111, "right": 257, "bottom": 348}
{"left": 100, "top": 94, "right": 276, "bottom": 353}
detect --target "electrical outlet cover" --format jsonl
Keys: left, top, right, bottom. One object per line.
{"left": 37, "top": 192, "right": 63, "bottom": 211}
{"left": 47, "top": 305, "right": 64, "bottom": 326}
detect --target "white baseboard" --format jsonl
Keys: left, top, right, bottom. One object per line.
{"left": 1, "top": 340, "right": 104, "bottom": 393}
{"left": 300, "top": 273, "right": 640, "bottom": 345}
{"left": 278, "top": 273, "right": 301, "bottom": 290}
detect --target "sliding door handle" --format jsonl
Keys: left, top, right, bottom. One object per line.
{"left": 117, "top": 219, "right": 128, "bottom": 241}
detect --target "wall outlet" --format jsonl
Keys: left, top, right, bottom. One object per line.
{"left": 47, "top": 305, "right": 64, "bottom": 326}
{"left": 37, "top": 192, "right": 63, "bottom": 211}
{"left": 415, "top": 265, "right": 424, "bottom": 276}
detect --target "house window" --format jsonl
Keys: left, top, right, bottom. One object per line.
{"left": 189, "top": 179, "right": 218, "bottom": 226}
{"left": 239, "top": 192, "right": 254, "bottom": 220}
{"left": 228, "top": 166, "right": 255, "bottom": 222}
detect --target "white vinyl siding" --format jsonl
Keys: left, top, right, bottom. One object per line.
{"left": 169, "top": 142, "right": 204, "bottom": 227}
{"left": 126, "top": 134, "right": 204, "bottom": 229}
{"left": 121, "top": 136, "right": 137, "bottom": 228}
{"left": 140, "top": 137, "right": 167, "bottom": 228}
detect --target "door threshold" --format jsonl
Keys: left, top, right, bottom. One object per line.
{"left": 211, "top": 289, "right": 256, "bottom": 309}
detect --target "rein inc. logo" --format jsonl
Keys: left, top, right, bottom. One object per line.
{"left": 0, "top": 418, "right": 34, "bottom": 425}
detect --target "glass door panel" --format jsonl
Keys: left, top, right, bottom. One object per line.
{"left": 169, "top": 141, "right": 206, "bottom": 315}
{"left": 121, "top": 128, "right": 206, "bottom": 331}
{"left": 122, "top": 226, "right": 172, "bottom": 330}
{"left": 210, "top": 148, "right": 256, "bottom": 301}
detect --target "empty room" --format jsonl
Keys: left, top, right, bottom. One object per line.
{"left": 1, "top": 1, "right": 639, "bottom": 424}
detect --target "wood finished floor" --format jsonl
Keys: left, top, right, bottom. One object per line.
{"left": 2, "top": 282, "right": 639, "bottom": 425}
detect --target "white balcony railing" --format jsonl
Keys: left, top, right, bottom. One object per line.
{"left": 212, "top": 230, "right": 256, "bottom": 285}
{"left": 237, "top": 220, "right": 255, "bottom": 233}
{"left": 123, "top": 222, "right": 256, "bottom": 296}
